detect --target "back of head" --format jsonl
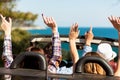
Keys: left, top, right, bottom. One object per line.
{"left": 31, "top": 47, "right": 44, "bottom": 55}
{"left": 31, "top": 44, "right": 53, "bottom": 63}
{"left": 84, "top": 52, "right": 106, "bottom": 75}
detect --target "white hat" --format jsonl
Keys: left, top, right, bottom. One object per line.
{"left": 97, "top": 43, "right": 117, "bottom": 61}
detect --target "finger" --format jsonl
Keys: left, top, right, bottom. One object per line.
{"left": 70, "top": 26, "right": 73, "bottom": 33}
{"left": 44, "top": 17, "right": 49, "bottom": 24}
{"left": 73, "top": 23, "right": 77, "bottom": 31}
{"left": 8, "top": 17, "right": 12, "bottom": 24}
{"left": 48, "top": 17, "right": 53, "bottom": 24}
{"left": 72, "top": 23, "right": 77, "bottom": 32}
{"left": 41, "top": 14, "right": 47, "bottom": 22}
{"left": 108, "top": 16, "right": 111, "bottom": 21}
{"left": 47, "top": 17, "right": 51, "bottom": 23}
{"left": 89, "top": 26, "right": 92, "bottom": 33}
{"left": 117, "top": 17, "right": 120, "bottom": 24}
{"left": 71, "top": 24, "right": 74, "bottom": 32}
{"left": 108, "top": 16, "right": 116, "bottom": 24}
{"left": 112, "top": 16, "right": 116, "bottom": 21}
{"left": 118, "top": 17, "right": 120, "bottom": 24}
{"left": 0, "top": 14, "right": 4, "bottom": 19}
{"left": 0, "top": 14, "right": 6, "bottom": 22}
{"left": 70, "top": 24, "right": 74, "bottom": 32}
{"left": 41, "top": 13, "right": 44, "bottom": 19}
{"left": 75, "top": 23, "right": 78, "bottom": 32}
{"left": 111, "top": 15, "right": 115, "bottom": 21}
{"left": 51, "top": 17, "right": 56, "bottom": 25}
{"left": 51, "top": 17, "right": 55, "bottom": 23}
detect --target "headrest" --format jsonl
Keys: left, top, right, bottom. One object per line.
{"left": 10, "top": 52, "right": 47, "bottom": 71}
{"left": 75, "top": 56, "right": 114, "bottom": 76}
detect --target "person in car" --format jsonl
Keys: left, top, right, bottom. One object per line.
{"left": 1, "top": 13, "right": 62, "bottom": 74}
{"left": 69, "top": 16, "right": 120, "bottom": 76}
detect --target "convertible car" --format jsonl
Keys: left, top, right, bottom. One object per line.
{"left": 0, "top": 35, "right": 119, "bottom": 80}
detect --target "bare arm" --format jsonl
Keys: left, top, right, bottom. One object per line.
{"left": 69, "top": 23, "right": 79, "bottom": 65}
{"left": 108, "top": 16, "right": 120, "bottom": 76}
{"left": 115, "top": 32, "right": 120, "bottom": 76}
{"left": 85, "top": 26, "right": 93, "bottom": 46}
{"left": 82, "top": 26, "right": 94, "bottom": 56}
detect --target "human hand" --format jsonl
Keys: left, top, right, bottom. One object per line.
{"left": 69, "top": 23, "right": 79, "bottom": 40}
{"left": 85, "top": 26, "right": 94, "bottom": 46}
{"left": 0, "top": 14, "right": 12, "bottom": 36}
{"left": 108, "top": 16, "right": 120, "bottom": 32}
{"left": 42, "top": 14, "right": 58, "bottom": 33}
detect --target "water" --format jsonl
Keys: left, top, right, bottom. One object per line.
{"left": 28, "top": 27, "right": 118, "bottom": 39}
{"left": 28, "top": 27, "right": 119, "bottom": 57}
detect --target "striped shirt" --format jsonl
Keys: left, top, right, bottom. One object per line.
{"left": 2, "top": 36, "right": 13, "bottom": 68}
{"left": 3, "top": 33, "right": 62, "bottom": 74}
{"left": 48, "top": 32, "right": 62, "bottom": 73}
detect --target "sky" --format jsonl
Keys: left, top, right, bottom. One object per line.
{"left": 16, "top": 0, "right": 120, "bottom": 28}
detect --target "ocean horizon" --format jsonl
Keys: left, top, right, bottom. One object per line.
{"left": 28, "top": 27, "right": 118, "bottom": 39}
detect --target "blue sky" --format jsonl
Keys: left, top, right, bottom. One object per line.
{"left": 16, "top": 0, "right": 120, "bottom": 27}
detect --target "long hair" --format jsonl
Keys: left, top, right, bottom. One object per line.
{"left": 84, "top": 52, "right": 106, "bottom": 75}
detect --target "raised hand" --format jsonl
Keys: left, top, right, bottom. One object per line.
{"left": 69, "top": 23, "right": 79, "bottom": 40}
{"left": 108, "top": 16, "right": 120, "bottom": 77}
{"left": 85, "top": 26, "right": 94, "bottom": 46}
{"left": 108, "top": 16, "right": 120, "bottom": 32}
{"left": 69, "top": 23, "right": 79, "bottom": 65}
{"left": 42, "top": 14, "right": 58, "bottom": 33}
{"left": 0, "top": 14, "right": 12, "bottom": 36}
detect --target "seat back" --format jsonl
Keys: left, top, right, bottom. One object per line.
{"left": 10, "top": 51, "right": 47, "bottom": 71}
{"left": 75, "top": 56, "right": 114, "bottom": 76}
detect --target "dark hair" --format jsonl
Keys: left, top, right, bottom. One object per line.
{"left": 43, "top": 42, "right": 53, "bottom": 60}
{"left": 31, "top": 47, "right": 42, "bottom": 52}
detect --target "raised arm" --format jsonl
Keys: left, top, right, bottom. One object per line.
{"left": 85, "top": 26, "right": 93, "bottom": 46}
{"left": 108, "top": 16, "right": 120, "bottom": 76}
{"left": 42, "top": 14, "right": 62, "bottom": 73}
{"left": 82, "top": 26, "right": 94, "bottom": 56}
{"left": 0, "top": 14, "right": 13, "bottom": 68}
{"left": 69, "top": 23, "right": 79, "bottom": 65}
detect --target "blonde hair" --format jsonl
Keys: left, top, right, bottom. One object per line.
{"left": 84, "top": 52, "right": 106, "bottom": 75}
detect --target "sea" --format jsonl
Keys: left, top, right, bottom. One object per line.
{"left": 27, "top": 27, "right": 119, "bottom": 57}
{"left": 28, "top": 27, "right": 118, "bottom": 39}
